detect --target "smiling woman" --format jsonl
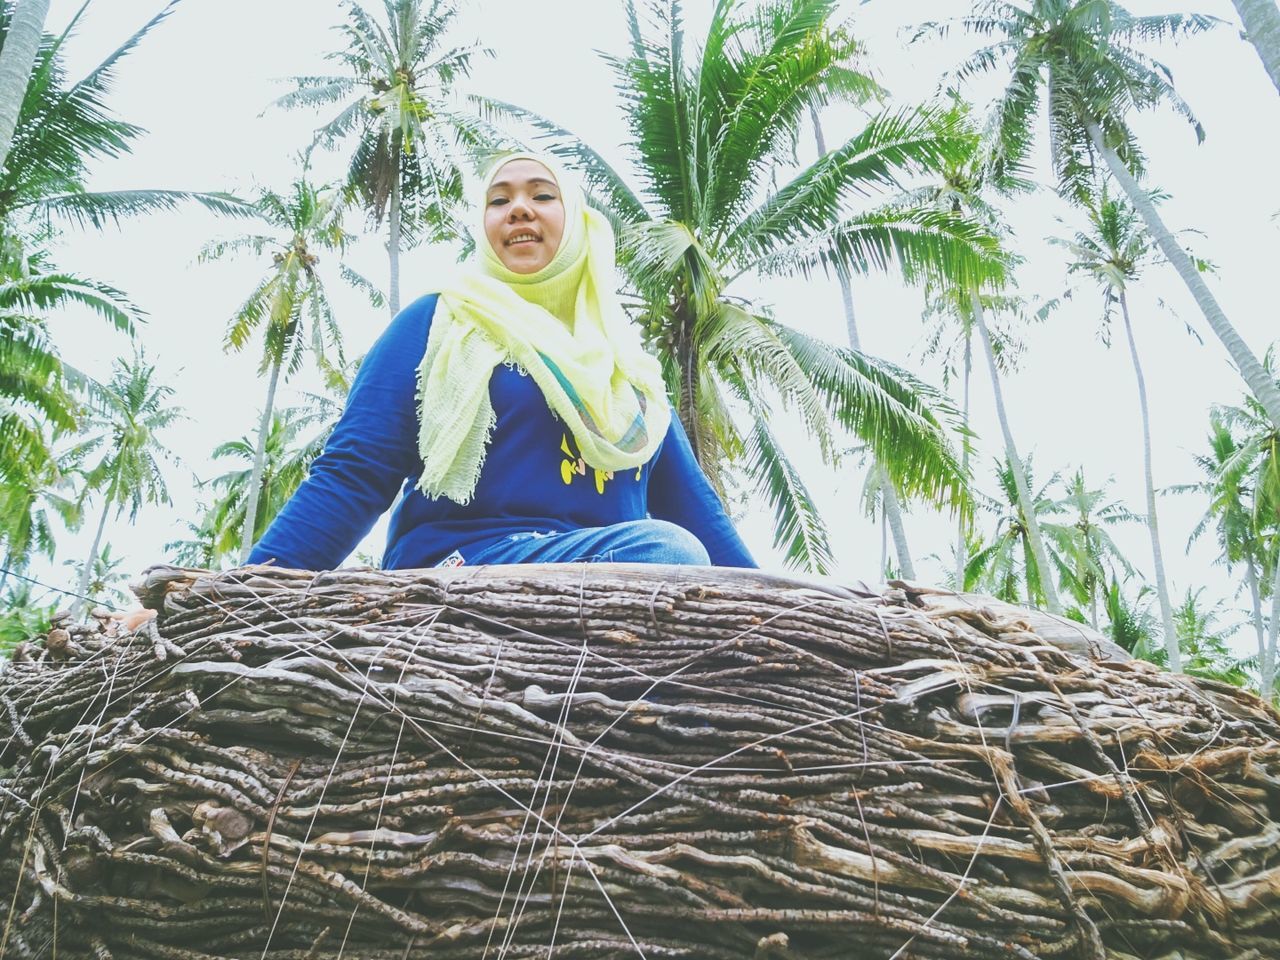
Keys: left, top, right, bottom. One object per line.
{"left": 245, "top": 152, "right": 756, "bottom": 572}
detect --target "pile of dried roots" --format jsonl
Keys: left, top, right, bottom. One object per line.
{"left": 0, "top": 563, "right": 1277, "bottom": 959}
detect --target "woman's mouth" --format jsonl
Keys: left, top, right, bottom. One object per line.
{"left": 506, "top": 232, "right": 540, "bottom": 246}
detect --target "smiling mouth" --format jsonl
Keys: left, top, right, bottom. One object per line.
{"left": 505, "top": 233, "right": 540, "bottom": 246}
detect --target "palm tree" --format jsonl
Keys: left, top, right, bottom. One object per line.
{"left": 1175, "top": 414, "right": 1271, "bottom": 688}
{"left": 1050, "top": 469, "right": 1137, "bottom": 628}
{"left": 0, "top": 429, "right": 82, "bottom": 582}
{"left": 1, "top": 0, "right": 243, "bottom": 507}
{"left": 0, "top": 238, "right": 143, "bottom": 476}
{"left": 1128, "top": 588, "right": 1252, "bottom": 686}
{"left": 945, "top": 1, "right": 1280, "bottom": 434}
{"left": 204, "top": 403, "right": 337, "bottom": 563}
{"left": 164, "top": 514, "right": 220, "bottom": 570}
{"left": 903, "top": 97, "right": 1064, "bottom": 613}
{"left": 1052, "top": 189, "right": 1180, "bottom": 668}
{"left": 0, "top": 0, "right": 50, "bottom": 171}
{"left": 809, "top": 95, "right": 920, "bottom": 581}
{"left": 63, "top": 542, "right": 129, "bottom": 611}
{"left": 201, "top": 175, "right": 356, "bottom": 563}
{"left": 1, "top": 2, "right": 246, "bottom": 235}
{"left": 1210, "top": 373, "right": 1280, "bottom": 693}
{"left": 72, "top": 350, "right": 181, "bottom": 618}
{"left": 0, "top": 579, "right": 54, "bottom": 654}
{"left": 920, "top": 283, "right": 1029, "bottom": 589}
{"left": 965, "top": 456, "right": 1074, "bottom": 607}
{"left": 276, "top": 0, "right": 486, "bottom": 316}
{"left": 1171, "top": 589, "right": 1251, "bottom": 687}
{"left": 1232, "top": 0, "right": 1280, "bottom": 96}
{"left": 482, "top": 0, "right": 1002, "bottom": 571}
{"left": 1104, "top": 577, "right": 1161, "bottom": 661}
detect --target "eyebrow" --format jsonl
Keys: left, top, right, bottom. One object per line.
{"left": 487, "top": 177, "right": 558, "bottom": 191}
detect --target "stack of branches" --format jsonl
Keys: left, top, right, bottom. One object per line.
{"left": 0, "top": 563, "right": 1277, "bottom": 960}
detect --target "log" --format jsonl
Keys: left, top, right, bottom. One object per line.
{"left": 0, "top": 562, "right": 1276, "bottom": 959}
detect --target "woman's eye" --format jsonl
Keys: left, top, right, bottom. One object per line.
{"left": 488, "top": 197, "right": 508, "bottom": 206}
{"left": 535, "top": 193, "right": 556, "bottom": 201}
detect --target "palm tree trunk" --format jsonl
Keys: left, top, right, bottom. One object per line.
{"left": 73, "top": 478, "right": 116, "bottom": 620}
{"left": 1119, "top": 292, "right": 1182, "bottom": 672}
{"left": 971, "top": 289, "right": 1062, "bottom": 614}
{"left": 238, "top": 359, "right": 283, "bottom": 564}
{"left": 1233, "top": 0, "right": 1280, "bottom": 97}
{"left": 388, "top": 144, "right": 402, "bottom": 318}
{"left": 1246, "top": 556, "right": 1267, "bottom": 669}
{"left": 836, "top": 264, "right": 917, "bottom": 579}
{"left": 1087, "top": 121, "right": 1280, "bottom": 433}
{"left": 0, "top": 0, "right": 49, "bottom": 173}
{"left": 811, "top": 107, "right": 916, "bottom": 580}
{"left": 879, "top": 501, "right": 888, "bottom": 580}
{"left": 955, "top": 331, "right": 972, "bottom": 589}
{"left": 1265, "top": 548, "right": 1280, "bottom": 697}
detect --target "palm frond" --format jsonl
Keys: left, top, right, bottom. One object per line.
{"left": 27, "top": 188, "right": 253, "bottom": 228}
{"left": 773, "top": 322, "right": 971, "bottom": 515}
{"left": 726, "top": 107, "right": 979, "bottom": 261}
{"left": 744, "top": 206, "right": 1003, "bottom": 292}
{"left": 739, "top": 401, "right": 834, "bottom": 573}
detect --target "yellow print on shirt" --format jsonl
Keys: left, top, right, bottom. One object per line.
{"left": 560, "top": 433, "right": 642, "bottom": 494}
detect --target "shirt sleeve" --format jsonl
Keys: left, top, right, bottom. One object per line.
{"left": 647, "top": 412, "right": 758, "bottom": 568}
{"left": 246, "top": 295, "right": 436, "bottom": 570}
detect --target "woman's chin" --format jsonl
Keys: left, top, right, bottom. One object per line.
{"left": 502, "top": 251, "right": 549, "bottom": 274}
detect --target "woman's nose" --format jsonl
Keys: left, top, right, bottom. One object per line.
{"left": 507, "top": 196, "right": 534, "bottom": 220}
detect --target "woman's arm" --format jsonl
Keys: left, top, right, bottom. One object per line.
{"left": 647, "top": 413, "right": 758, "bottom": 568}
{"left": 246, "top": 295, "right": 437, "bottom": 570}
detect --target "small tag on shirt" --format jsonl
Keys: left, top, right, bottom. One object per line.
{"left": 436, "top": 550, "right": 466, "bottom": 568}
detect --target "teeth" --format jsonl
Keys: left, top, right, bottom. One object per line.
{"left": 508, "top": 233, "right": 538, "bottom": 244}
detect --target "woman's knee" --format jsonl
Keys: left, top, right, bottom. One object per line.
{"left": 607, "top": 519, "right": 710, "bottom": 565}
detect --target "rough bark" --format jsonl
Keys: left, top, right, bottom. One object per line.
{"left": 1247, "top": 556, "right": 1267, "bottom": 668}
{"left": 954, "top": 331, "right": 972, "bottom": 589}
{"left": 1265, "top": 549, "right": 1280, "bottom": 696}
{"left": 1233, "top": 0, "right": 1280, "bottom": 96}
{"left": 237, "top": 358, "right": 282, "bottom": 564}
{"left": 1119, "top": 292, "right": 1182, "bottom": 672}
{"left": 971, "top": 290, "right": 1062, "bottom": 614}
{"left": 3, "top": 562, "right": 1276, "bottom": 958}
{"left": 388, "top": 142, "right": 402, "bottom": 318}
{"left": 812, "top": 109, "right": 916, "bottom": 582}
{"left": 0, "top": 0, "right": 50, "bottom": 174}
{"left": 1088, "top": 121, "right": 1280, "bottom": 434}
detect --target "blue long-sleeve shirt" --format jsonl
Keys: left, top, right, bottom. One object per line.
{"left": 247, "top": 294, "right": 756, "bottom": 571}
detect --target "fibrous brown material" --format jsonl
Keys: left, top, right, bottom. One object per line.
{"left": 0, "top": 563, "right": 1277, "bottom": 959}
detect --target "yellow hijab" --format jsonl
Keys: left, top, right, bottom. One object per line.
{"left": 415, "top": 152, "right": 670, "bottom": 504}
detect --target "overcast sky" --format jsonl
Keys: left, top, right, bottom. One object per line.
{"left": 28, "top": 0, "right": 1280, "bottom": 650}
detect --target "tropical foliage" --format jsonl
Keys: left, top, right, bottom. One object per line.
{"left": 70, "top": 350, "right": 180, "bottom": 617}
{"left": 0, "top": 1, "right": 243, "bottom": 584}
{"left": 479, "top": 0, "right": 1006, "bottom": 571}
{"left": 938, "top": 0, "right": 1280, "bottom": 436}
{"left": 277, "top": 0, "right": 487, "bottom": 314}
{"left": 200, "top": 176, "right": 363, "bottom": 562}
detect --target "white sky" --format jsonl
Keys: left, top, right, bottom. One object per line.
{"left": 27, "top": 0, "right": 1280, "bottom": 652}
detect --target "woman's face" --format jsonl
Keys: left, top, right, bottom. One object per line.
{"left": 483, "top": 159, "right": 566, "bottom": 274}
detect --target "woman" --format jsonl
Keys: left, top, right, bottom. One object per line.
{"left": 247, "top": 153, "right": 755, "bottom": 571}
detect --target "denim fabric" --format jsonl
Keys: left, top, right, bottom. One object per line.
{"left": 461, "top": 519, "right": 711, "bottom": 566}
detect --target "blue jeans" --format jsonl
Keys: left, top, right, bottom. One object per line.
{"left": 462, "top": 519, "right": 711, "bottom": 566}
